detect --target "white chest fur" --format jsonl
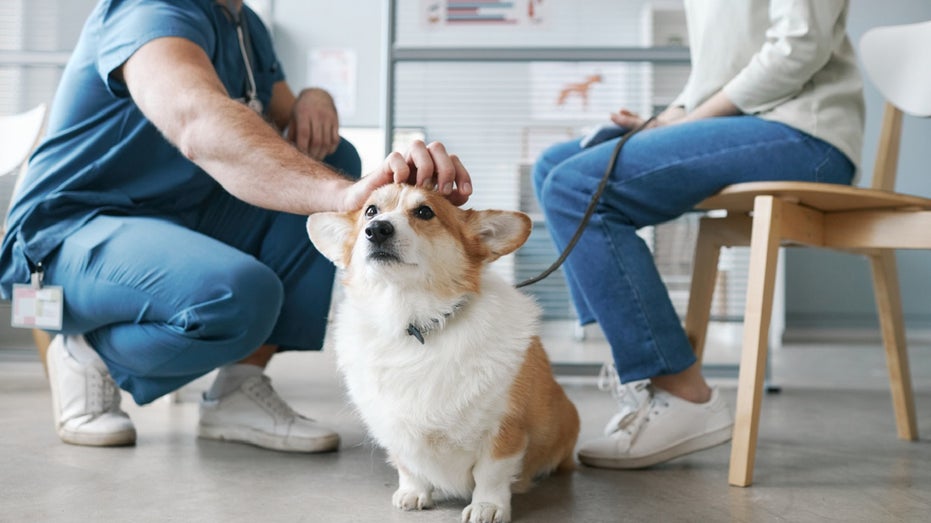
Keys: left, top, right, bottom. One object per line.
{"left": 331, "top": 271, "right": 540, "bottom": 497}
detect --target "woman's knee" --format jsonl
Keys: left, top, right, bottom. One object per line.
{"left": 532, "top": 139, "right": 582, "bottom": 199}
{"left": 531, "top": 156, "right": 551, "bottom": 197}
{"left": 536, "top": 159, "right": 592, "bottom": 219}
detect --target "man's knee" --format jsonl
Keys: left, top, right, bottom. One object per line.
{"left": 179, "top": 260, "right": 284, "bottom": 349}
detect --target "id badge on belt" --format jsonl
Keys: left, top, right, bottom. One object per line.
{"left": 11, "top": 267, "right": 63, "bottom": 330}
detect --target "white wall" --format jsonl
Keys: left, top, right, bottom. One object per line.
{"left": 271, "top": 0, "right": 384, "bottom": 127}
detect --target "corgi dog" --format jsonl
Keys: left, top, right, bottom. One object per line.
{"left": 306, "top": 184, "right": 580, "bottom": 523}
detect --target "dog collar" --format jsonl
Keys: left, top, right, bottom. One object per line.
{"left": 406, "top": 298, "right": 468, "bottom": 345}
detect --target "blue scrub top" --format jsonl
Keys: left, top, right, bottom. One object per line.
{"left": 0, "top": 0, "right": 285, "bottom": 299}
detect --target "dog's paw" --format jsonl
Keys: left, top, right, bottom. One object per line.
{"left": 392, "top": 488, "right": 434, "bottom": 511}
{"left": 461, "top": 502, "right": 511, "bottom": 523}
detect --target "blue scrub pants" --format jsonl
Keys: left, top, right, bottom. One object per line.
{"left": 532, "top": 116, "right": 855, "bottom": 384}
{"left": 44, "top": 139, "right": 361, "bottom": 404}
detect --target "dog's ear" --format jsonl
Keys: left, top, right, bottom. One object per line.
{"left": 468, "top": 210, "right": 532, "bottom": 262}
{"left": 306, "top": 212, "right": 355, "bottom": 269}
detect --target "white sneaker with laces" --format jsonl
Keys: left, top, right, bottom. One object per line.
{"left": 577, "top": 363, "right": 733, "bottom": 469}
{"left": 46, "top": 334, "right": 137, "bottom": 446}
{"left": 197, "top": 375, "right": 340, "bottom": 453}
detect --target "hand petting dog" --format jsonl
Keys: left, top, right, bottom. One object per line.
{"left": 341, "top": 140, "right": 473, "bottom": 213}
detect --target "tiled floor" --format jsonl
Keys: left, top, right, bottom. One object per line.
{"left": 1, "top": 325, "right": 930, "bottom": 522}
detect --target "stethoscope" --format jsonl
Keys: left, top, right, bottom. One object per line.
{"left": 217, "top": 0, "right": 263, "bottom": 114}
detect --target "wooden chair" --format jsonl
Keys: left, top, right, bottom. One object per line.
{"left": 1, "top": 104, "right": 52, "bottom": 372}
{"left": 684, "top": 20, "right": 931, "bottom": 487}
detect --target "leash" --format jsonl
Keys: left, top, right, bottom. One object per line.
{"left": 515, "top": 116, "right": 655, "bottom": 289}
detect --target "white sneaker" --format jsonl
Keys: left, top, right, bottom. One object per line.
{"left": 197, "top": 375, "right": 340, "bottom": 453}
{"left": 577, "top": 364, "right": 733, "bottom": 469}
{"left": 46, "top": 335, "right": 137, "bottom": 446}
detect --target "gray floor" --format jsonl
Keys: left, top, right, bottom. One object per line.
{"left": 1, "top": 327, "right": 930, "bottom": 523}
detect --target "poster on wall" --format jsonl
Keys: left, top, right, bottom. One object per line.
{"left": 530, "top": 62, "right": 649, "bottom": 120}
{"left": 423, "top": 0, "right": 546, "bottom": 27}
{"left": 306, "top": 48, "right": 357, "bottom": 118}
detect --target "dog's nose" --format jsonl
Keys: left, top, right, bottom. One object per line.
{"left": 365, "top": 220, "right": 394, "bottom": 244}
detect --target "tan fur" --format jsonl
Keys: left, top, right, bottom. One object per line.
{"left": 418, "top": 191, "right": 484, "bottom": 296}
{"left": 340, "top": 209, "right": 361, "bottom": 272}
{"left": 493, "top": 336, "right": 580, "bottom": 492}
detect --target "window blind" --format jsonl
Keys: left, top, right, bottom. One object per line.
{"left": 393, "top": 59, "right": 752, "bottom": 322}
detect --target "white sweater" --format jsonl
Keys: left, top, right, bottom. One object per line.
{"left": 673, "top": 0, "right": 865, "bottom": 173}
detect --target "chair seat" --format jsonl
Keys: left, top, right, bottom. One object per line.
{"left": 696, "top": 181, "right": 931, "bottom": 213}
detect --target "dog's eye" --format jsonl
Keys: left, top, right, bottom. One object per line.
{"left": 413, "top": 205, "right": 435, "bottom": 220}
{"left": 364, "top": 205, "right": 378, "bottom": 218}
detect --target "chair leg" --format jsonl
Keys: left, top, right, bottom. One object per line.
{"left": 869, "top": 250, "right": 918, "bottom": 440}
{"left": 684, "top": 219, "right": 723, "bottom": 362}
{"left": 729, "top": 196, "right": 783, "bottom": 487}
{"left": 685, "top": 215, "right": 753, "bottom": 362}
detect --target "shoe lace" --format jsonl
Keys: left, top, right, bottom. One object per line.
{"left": 598, "top": 362, "right": 658, "bottom": 438}
{"left": 246, "top": 376, "right": 307, "bottom": 422}
{"left": 86, "top": 368, "right": 121, "bottom": 416}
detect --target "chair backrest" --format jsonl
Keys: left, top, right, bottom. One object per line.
{"left": 0, "top": 104, "right": 47, "bottom": 177}
{"left": 860, "top": 20, "right": 931, "bottom": 118}
{"left": 859, "top": 21, "right": 931, "bottom": 192}
{"left": 1, "top": 104, "right": 48, "bottom": 231}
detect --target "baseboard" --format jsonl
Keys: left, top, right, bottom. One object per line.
{"left": 783, "top": 326, "right": 931, "bottom": 345}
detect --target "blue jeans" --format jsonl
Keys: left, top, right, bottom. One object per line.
{"left": 43, "top": 138, "right": 361, "bottom": 404}
{"left": 532, "top": 116, "right": 854, "bottom": 383}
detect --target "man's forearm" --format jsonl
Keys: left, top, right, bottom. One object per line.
{"left": 176, "top": 92, "right": 352, "bottom": 214}
{"left": 122, "top": 36, "right": 351, "bottom": 215}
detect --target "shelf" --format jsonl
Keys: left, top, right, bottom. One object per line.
{"left": 391, "top": 46, "right": 690, "bottom": 63}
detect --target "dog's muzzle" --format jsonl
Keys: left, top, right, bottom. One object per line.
{"left": 365, "top": 220, "right": 394, "bottom": 245}
{"left": 365, "top": 219, "right": 400, "bottom": 263}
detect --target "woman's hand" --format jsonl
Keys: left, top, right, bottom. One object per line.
{"left": 338, "top": 140, "right": 473, "bottom": 212}
{"left": 611, "top": 92, "right": 739, "bottom": 132}
{"left": 610, "top": 105, "right": 687, "bottom": 130}
{"left": 609, "top": 108, "right": 652, "bottom": 129}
